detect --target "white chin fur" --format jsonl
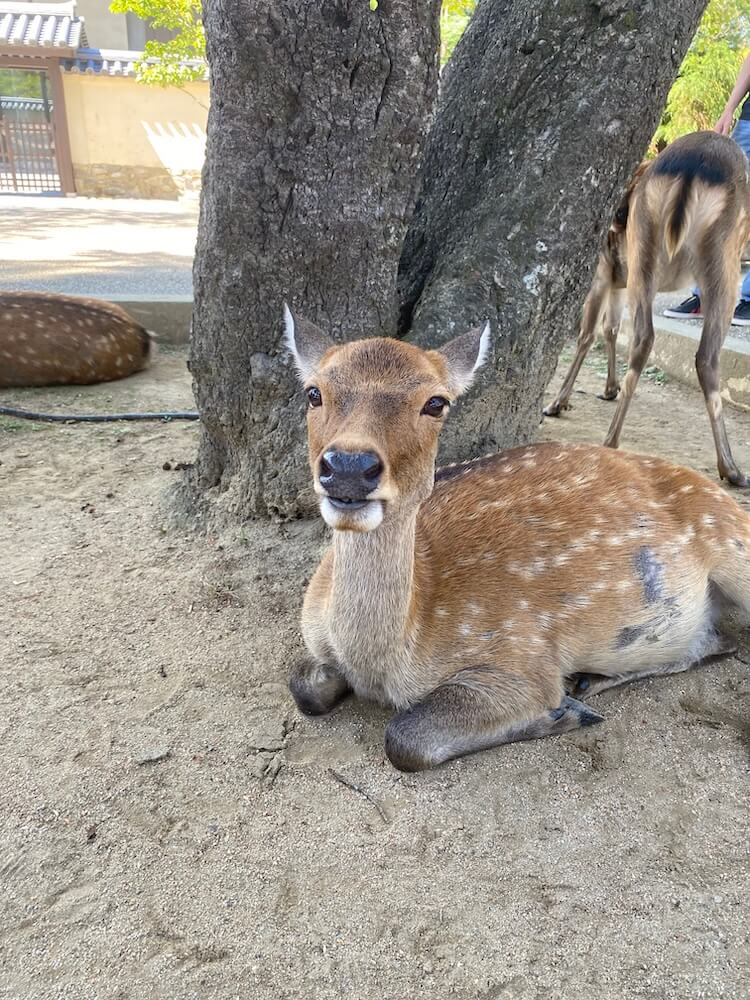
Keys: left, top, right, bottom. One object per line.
{"left": 320, "top": 498, "right": 384, "bottom": 531}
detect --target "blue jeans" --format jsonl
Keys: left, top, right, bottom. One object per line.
{"left": 692, "top": 119, "right": 750, "bottom": 302}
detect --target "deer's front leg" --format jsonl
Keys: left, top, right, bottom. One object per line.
{"left": 289, "top": 657, "right": 352, "bottom": 716}
{"left": 384, "top": 674, "right": 604, "bottom": 772}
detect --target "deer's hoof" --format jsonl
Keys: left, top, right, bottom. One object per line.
{"left": 542, "top": 402, "right": 567, "bottom": 418}
{"left": 720, "top": 470, "right": 750, "bottom": 488}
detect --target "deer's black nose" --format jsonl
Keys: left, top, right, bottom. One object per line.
{"left": 319, "top": 450, "right": 383, "bottom": 500}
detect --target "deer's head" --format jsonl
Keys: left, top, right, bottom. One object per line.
{"left": 284, "top": 306, "right": 490, "bottom": 531}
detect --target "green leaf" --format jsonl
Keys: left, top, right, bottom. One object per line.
{"left": 109, "top": 0, "right": 205, "bottom": 87}
{"left": 653, "top": 0, "right": 750, "bottom": 149}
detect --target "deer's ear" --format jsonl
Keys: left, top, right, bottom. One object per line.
{"left": 433, "top": 322, "right": 491, "bottom": 396}
{"left": 283, "top": 303, "right": 335, "bottom": 381}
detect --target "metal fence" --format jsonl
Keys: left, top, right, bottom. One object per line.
{"left": 0, "top": 90, "right": 61, "bottom": 193}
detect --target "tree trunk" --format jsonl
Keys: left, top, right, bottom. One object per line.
{"left": 399, "top": 0, "right": 708, "bottom": 464}
{"left": 189, "top": 0, "right": 441, "bottom": 519}
{"left": 188, "top": 0, "right": 707, "bottom": 522}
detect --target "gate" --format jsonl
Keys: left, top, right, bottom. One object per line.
{"left": 0, "top": 67, "right": 62, "bottom": 193}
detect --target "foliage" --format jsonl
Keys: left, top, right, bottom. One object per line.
{"left": 440, "top": 0, "right": 475, "bottom": 65}
{"left": 654, "top": 0, "right": 750, "bottom": 147}
{"left": 109, "top": 0, "right": 205, "bottom": 86}
{"left": 0, "top": 68, "right": 45, "bottom": 99}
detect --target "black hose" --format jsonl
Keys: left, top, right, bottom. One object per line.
{"left": 0, "top": 405, "right": 200, "bottom": 424}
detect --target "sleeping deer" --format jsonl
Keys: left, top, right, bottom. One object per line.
{"left": 0, "top": 291, "right": 151, "bottom": 388}
{"left": 285, "top": 306, "right": 750, "bottom": 771}
{"left": 544, "top": 131, "right": 750, "bottom": 487}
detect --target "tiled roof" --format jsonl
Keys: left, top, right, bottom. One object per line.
{"left": 0, "top": 2, "right": 86, "bottom": 50}
{"left": 63, "top": 48, "right": 208, "bottom": 80}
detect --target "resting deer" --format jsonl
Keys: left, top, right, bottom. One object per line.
{"left": 285, "top": 305, "right": 750, "bottom": 771}
{"left": 545, "top": 131, "right": 750, "bottom": 487}
{"left": 0, "top": 292, "right": 151, "bottom": 388}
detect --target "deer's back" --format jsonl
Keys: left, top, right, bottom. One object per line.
{"left": 0, "top": 292, "right": 151, "bottom": 388}
{"left": 414, "top": 443, "right": 748, "bottom": 676}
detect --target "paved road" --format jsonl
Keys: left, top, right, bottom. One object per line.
{"left": 0, "top": 194, "right": 197, "bottom": 297}
{"left": 1, "top": 194, "right": 747, "bottom": 345}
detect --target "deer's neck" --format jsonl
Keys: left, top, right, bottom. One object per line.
{"left": 328, "top": 510, "right": 420, "bottom": 679}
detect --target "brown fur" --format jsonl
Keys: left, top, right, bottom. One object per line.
{"left": 287, "top": 318, "right": 750, "bottom": 771}
{"left": 545, "top": 132, "right": 750, "bottom": 487}
{"left": 0, "top": 292, "right": 151, "bottom": 388}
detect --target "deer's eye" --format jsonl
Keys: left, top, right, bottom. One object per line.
{"left": 306, "top": 386, "right": 322, "bottom": 408}
{"left": 421, "top": 396, "right": 449, "bottom": 418}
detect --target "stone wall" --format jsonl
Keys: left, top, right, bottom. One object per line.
{"left": 72, "top": 164, "right": 202, "bottom": 200}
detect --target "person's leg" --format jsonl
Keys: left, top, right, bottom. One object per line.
{"left": 730, "top": 120, "right": 750, "bottom": 323}
{"left": 731, "top": 117, "right": 750, "bottom": 161}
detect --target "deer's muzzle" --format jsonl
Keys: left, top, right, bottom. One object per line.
{"left": 318, "top": 449, "right": 383, "bottom": 507}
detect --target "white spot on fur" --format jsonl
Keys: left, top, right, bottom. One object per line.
{"left": 701, "top": 514, "right": 716, "bottom": 528}
{"left": 459, "top": 623, "right": 473, "bottom": 637}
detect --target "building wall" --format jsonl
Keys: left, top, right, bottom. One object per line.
{"left": 26, "top": 0, "right": 130, "bottom": 49}
{"left": 76, "top": 0, "right": 129, "bottom": 48}
{"left": 61, "top": 73, "right": 208, "bottom": 199}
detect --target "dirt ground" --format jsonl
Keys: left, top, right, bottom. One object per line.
{"left": 1, "top": 344, "right": 749, "bottom": 1000}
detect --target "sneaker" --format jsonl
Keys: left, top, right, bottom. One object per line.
{"left": 664, "top": 295, "right": 702, "bottom": 319}
{"left": 732, "top": 300, "right": 750, "bottom": 326}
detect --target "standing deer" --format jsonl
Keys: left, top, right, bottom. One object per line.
{"left": 285, "top": 306, "right": 750, "bottom": 771}
{"left": 0, "top": 292, "right": 151, "bottom": 388}
{"left": 544, "top": 132, "right": 750, "bottom": 487}
{"left": 542, "top": 168, "right": 644, "bottom": 416}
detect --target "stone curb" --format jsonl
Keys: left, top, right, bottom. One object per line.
{"left": 103, "top": 295, "right": 193, "bottom": 345}
{"left": 620, "top": 315, "right": 750, "bottom": 412}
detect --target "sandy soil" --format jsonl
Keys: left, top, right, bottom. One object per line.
{"left": 1, "top": 344, "right": 749, "bottom": 1000}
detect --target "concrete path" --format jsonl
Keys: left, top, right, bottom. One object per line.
{"left": 0, "top": 194, "right": 197, "bottom": 297}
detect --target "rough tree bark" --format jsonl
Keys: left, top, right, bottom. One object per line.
{"left": 399, "top": 0, "right": 708, "bottom": 463}
{"left": 189, "top": 0, "right": 441, "bottom": 519}
{"left": 188, "top": 0, "right": 707, "bottom": 521}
